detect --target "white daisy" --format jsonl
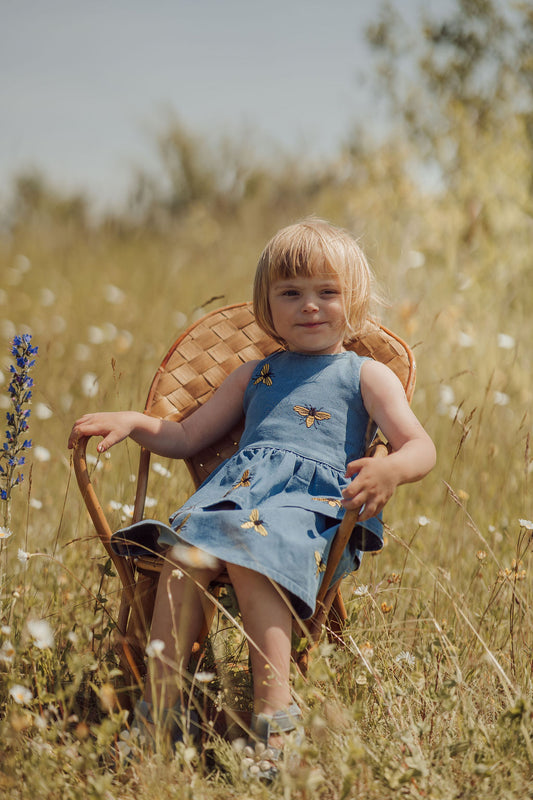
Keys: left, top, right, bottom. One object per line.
{"left": 27, "top": 619, "right": 54, "bottom": 649}
{"left": 9, "top": 684, "right": 33, "bottom": 705}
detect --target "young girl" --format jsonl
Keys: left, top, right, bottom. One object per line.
{"left": 68, "top": 219, "right": 435, "bottom": 770}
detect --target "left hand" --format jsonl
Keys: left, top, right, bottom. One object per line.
{"left": 341, "top": 456, "right": 398, "bottom": 521}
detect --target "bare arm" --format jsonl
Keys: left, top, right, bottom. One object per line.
{"left": 68, "top": 360, "right": 258, "bottom": 459}
{"left": 341, "top": 359, "right": 436, "bottom": 521}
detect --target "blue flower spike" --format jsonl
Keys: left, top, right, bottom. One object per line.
{"left": 0, "top": 334, "right": 38, "bottom": 520}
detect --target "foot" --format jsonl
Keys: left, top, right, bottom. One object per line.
{"left": 241, "top": 703, "right": 303, "bottom": 781}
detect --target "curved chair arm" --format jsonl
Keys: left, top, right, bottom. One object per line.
{"left": 315, "top": 440, "right": 389, "bottom": 612}
{"left": 72, "top": 435, "right": 137, "bottom": 606}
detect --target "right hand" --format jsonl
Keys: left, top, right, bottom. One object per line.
{"left": 68, "top": 411, "right": 139, "bottom": 453}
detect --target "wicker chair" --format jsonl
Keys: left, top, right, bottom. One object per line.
{"left": 73, "top": 302, "right": 415, "bottom": 684}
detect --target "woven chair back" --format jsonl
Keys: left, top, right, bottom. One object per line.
{"left": 143, "top": 302, "right": 415, "bottom": 489}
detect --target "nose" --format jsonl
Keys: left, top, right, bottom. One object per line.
{"left": 301, "top": 294, "right": 319, "bottom": 312}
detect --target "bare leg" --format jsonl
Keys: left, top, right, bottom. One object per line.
{"left": 226, "top": 563, "right": 293, "bottom": 725}
{"left": 144, "top": 553, "right": 223, "bottom": 710}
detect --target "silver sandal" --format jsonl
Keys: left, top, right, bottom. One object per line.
{"left": 241, "top": 703, "right": 303, "bottom": 781}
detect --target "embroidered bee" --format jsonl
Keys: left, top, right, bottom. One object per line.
{"left": 314, "top": 551, "right": 327, "bottom": 576}
{"left": 253, "top": 363, "right": 274, "bottom": 386}
{"left": 293, "top": 405, "right": 331, "bottom": 428}
{"left": 241, "top": 509, "right": 268, "bottom": 536}
{"left": 314, "top": 497, "right": 343, "bottom": 508}
{"left": 225, "top": 469, "right": 252, "bottom": 496}
{"left": 232, "top": 469, "right": 251, "bottom": 490}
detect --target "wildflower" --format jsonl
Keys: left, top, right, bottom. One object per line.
{"left": 0, "top": 334, "right": 38, "bottom": 517}
{"left": 195, "top": 671, "right": 216, "bottom": 683}
{"left": 519, "top": 519, "right": 533, "bottom": 531}
{"left": 407, "top": 250, "right": 425, "bottom": 269}
{"left": 145, "top": 496, "right": 158, "bottom": 508}
{"left": 381, "top": 602, "right": 393, "bottom": 613}
{"left": 9, "top": 684, "right": 33, "bottom": 705}
{"left": 449, "top": 404, "right": 464, "bottom": 422}
{"left": 33, "top": 446, "right": 51, "bottom": 462}
{"left": 87, "top": 326, "right": 106, "bottom": 345}
{"left": 476, "top": 550, "right": 487, "bottom": 562}
{"left": 360, "top": 641, "right": 374, "bottom": 660}
{"left": 29, "top": 498, "right": 43, "bottom": 509}
{"left": 146, "top": 639, "right": 165, "bottom": 658}
{"left": 353, "top": 584, "right": 369, "bottom": 596}
{"left": 438, "top": 384, "right": 455, "bottom": 412}
{"left": 497, "top": 333, "right": 515, "bottom": 350}
{"left": 172, "top": 567, "right": 184, "bottom": 580}
{"left": 173, "top": 311, "right": 188, "bottom": 329}
{"left": 35, "top": 403, "right": 53, "bottom": 420}
{"left": 493, "top": 392, "right": 510, "bottom": 406}
{"left": 1, "top": 624, "right": 11, "bottom": 634}
{"left": 417, "top": 516, "right": 431, "bottom": 527}
{"left": 395, "top": 650, "right": 416, "bottom": 669}
{"left": 0, "top": 640, "right": 15, "bottom": 664}
{"left": 81, "top": 373, "right": 99, "bottom": 398}
{"left": 39, "top": 288, "right": 56, "bottom": 307}
{"left": 152, "top": 462, "right": 172, "bottom": 478}
{"left": 0, "top": 526, "right": 13, "bottom": 540}
{"left": 116, "top": 738, "right": 132, "bottom": 759}
{"left": 14, "top": 254, "right": 31, "bottom": 273}
{"left": 17, "top": 548, "right": 30, "bottom": 563}
{"left": 86, "top": 454, "right": 103, "bottom": 471}
{"left": 104, "top": 284, "right": 125, "bottom": 304}
{"left": 27, "top": 619, "right": 54, "bottom": 649}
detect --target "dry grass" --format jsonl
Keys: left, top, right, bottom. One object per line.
{"left": 0, "top": 128, "right": 532, "bottom": 798}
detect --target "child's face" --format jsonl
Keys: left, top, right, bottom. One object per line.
{"left": 268, "top": 275, "right": 347, "bottom": 354}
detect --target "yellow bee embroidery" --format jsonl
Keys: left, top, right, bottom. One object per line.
{"left": 241, "top": 509, "right": 268, "bottom": 536}
{"left": 224, "top": 470, "right": 252, "bottom": 497}
{"left": 254, "top": 363, "right": 274, "bottom": 386}
{"left": 231, "top": 469, "right": 251, "bottom": 490}
{"left": 293, "top": 405, "right": 331, "bottom": 428}
{"left": 314, "top": 551, "right": 326, "bottom": 576}
{"left": 314, "top": 497, "right": 343, "bottom": 508}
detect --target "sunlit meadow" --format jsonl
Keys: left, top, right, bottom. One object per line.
{"left": 0, "top": 114, "right": 532, "bottom": 798}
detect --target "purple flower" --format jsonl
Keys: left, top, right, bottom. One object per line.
{"left": 1, "top": 334, "right": 38, "bottom": 515}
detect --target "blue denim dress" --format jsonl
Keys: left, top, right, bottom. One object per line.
{"left": 112, "top": 350, "right": 383, "bottom": 619}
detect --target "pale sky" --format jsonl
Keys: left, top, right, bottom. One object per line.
{"left": 1, "top": 0, "right": 448, "bottom": 211}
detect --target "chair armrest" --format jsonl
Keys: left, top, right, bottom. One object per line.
{"left": 72, "top": 435, "right": 137, "bottom": 605}
{"left": 315, "top": 438, "right": 389, "bottom": 610}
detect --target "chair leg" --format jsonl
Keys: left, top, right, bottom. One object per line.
{"left": 120, "top": 572, "right": 159, "bottom": 685}
{"left": 295, "top": 583, "right": 346, "bottom": 675}
{"left": 327, "top": 589, "right": 347, "bottom": 641}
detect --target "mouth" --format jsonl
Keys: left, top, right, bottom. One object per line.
{"left": 299, "top": 322, "right": 323, "bottom": 328}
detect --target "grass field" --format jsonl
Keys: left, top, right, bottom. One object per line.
{"left": 0, "top": 128, "right": 532, "bottom": 799}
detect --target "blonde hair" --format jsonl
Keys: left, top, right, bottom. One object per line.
{"left": 253, "top": 218, "right": 374, "bottom": 345}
